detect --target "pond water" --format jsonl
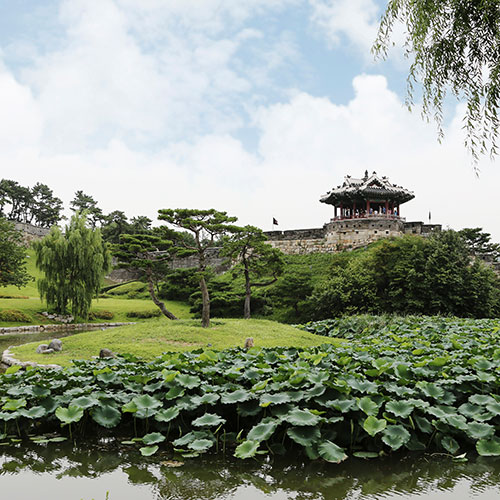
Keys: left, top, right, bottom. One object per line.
{"left": 0, "top": 327, "right": 102, "bottom": 369}
{"left": 1, "top": 442, "right": 499, "bottom": 500}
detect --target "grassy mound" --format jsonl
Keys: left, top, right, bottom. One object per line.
{"left": 9, "top": 318, "right": 343, "bottom": 366}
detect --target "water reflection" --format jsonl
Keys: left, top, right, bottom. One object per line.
{"left": 1, "top": 442, "right": 500, "bottom": 500}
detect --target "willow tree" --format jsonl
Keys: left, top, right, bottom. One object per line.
{"left": 33, "top": 214, "right": 111, "bottom": 318}
{"left": 375, "top": 0, "right": 500, "bottom": 161}
{"left": 221, "top": 226, "right": 284, "bottom": 319}
{"left": 113, "top": 233, "right": 178, "bottom": 319}
{"left": 158, "top": 208, "right": 238, "bottom": 328}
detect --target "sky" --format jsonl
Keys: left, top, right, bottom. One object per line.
{"left": 0, "top": 0, "right": 499, "bottom": 240}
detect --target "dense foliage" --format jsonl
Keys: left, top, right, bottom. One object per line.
{"left": 158, "top": 208, "right": 239, "bottom": 327}
{"left": 221, "top": 226, "right": 284, "bottom": 319}
{"left": 375, "top": 0, "right": 500, "bottom": 160}
{"left": 308, "top": 232, "right": 500, "bottom": 319}
{"left": 0, "top": 217, "right": 32, "bottom": 289}
{"left": 33, "top": 214, "right": 111, "bottom": 319}
{"left": 0, "top": 180, "right": 63, "bottom": 228}
{"left": 1, "top": 316, "right": 500, "bottom": 461}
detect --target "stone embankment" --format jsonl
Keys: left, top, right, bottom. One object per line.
{"left": 0, "top": 322, "right": 135, "bottom": 369}
{"left": 0, "top": 322, "right": 133, "bottom": 335}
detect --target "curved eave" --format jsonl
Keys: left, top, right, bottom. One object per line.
{"left": 320, "top": 189, "right": 415, "bottom": 206}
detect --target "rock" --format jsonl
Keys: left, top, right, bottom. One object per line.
{"left": 99, "top": 348, "right": 115, "bottom": 358}
{"left": 42, "top": 348, "right": 54, "bottom": 355}
{"left": 36, "top": 344, "right": 49, "bottom": 354}
{"left": 244, "top": 337, "right": 254, "bottom": 349}
{"left": 48, "top": 339, "right": 62, "bottom": 352}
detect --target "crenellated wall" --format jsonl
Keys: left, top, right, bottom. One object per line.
{"left": 265, "top": 218, "right": 442, "bottom": 255}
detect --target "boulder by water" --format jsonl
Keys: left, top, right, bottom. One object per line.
{"left": 48, "top": 339, "right": 62, "bottom": 352}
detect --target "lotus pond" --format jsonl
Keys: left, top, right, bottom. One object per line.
{"left": 1, "top": 440, "right": 500, "bottom": 500}
{"left": 0, "top": 315, "right": 499, "bottom": 463}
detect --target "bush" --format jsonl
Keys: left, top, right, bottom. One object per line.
{"left": 88, "top": 310, "right": 115, "bottom": 320}
{"left": 0, "top": 309, "right": 31, "bottom": 322}
{"left": 0, "top": 294, "right": 29, "bottom": 299}
{"left": 126, "top": 309, "right": 162, "bottom": 319}
{"left": 159, "top": 269, "right": 201, "bottom": 301}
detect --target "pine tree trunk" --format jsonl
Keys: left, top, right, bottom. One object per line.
{"left": 200, "top": 275, "right": 210, "bottom": 328}
{"left": 244, "top": 264, "right": 251, "bottom": 319}
{"left": 146, "top": 269, "right": 178, "bottom": 320}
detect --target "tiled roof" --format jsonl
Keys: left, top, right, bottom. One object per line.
{"left": 320, "top": 171, "right": 415, "bottom": 205}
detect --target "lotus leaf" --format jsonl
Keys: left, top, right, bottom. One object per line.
{"left": 221, "top": 390, "right": 252, "bottom": 404}
{"left": 325, "top": 399, "right": 356, "bottom": 413}
{"left": 363, "top": 416, "right": 387, "bottom": 437}
{"left": 381, "top": 425, "right": 411, "bottom": 450}
{"left": 318, "top": 441, "right": 347, "bottom": 463}
{"left": 132, "top": 394, "right": 162, "bottom": 412}
{"left": 466, "top": 422, "right": 495, "bottom": 440}
{"left": 440, "top": 435, "right": 460, "bottom": 454}
{"left": 165, "top": 386, "right": 185, "bottom": 400}
{"left": 91, "top": 405, "right": 121, "bottom": 428}
{"left": 140, "top": 445, "right": 159, "bottom": 456}
{"left": 259, "top": 393, "right": 291, "bottom": 407}
{"left": 353, "top": 451, "right": 379, "bottom": 459}
{"left": 188, "top": 439, "right": 214, "bottom": 452}
{"left": 176, "top": 374, "right": 201, "bottom": 389}
{"left": 173, "top": 431, "right": 212, "bottom": 447}
{"left": 247, "top": 421, "right": 279, "bottom": 442}
{"left": 19, "top": 406, "right": 47, "bottom": 419}
{"left": 350, "top": 380, "right": 378, "bottom": 394}
{"left": 192, "top": 413, "right": 226, "bottom": 428}
{"left": 486, "top": 401, "right": 500, "bottom": 416}
{"left": 71, "top": 396, "right": 99, "bottom": 409}
{"left": 55, "top": 406, "right": 84, "bottom": 425}
{"left": 234, "top": 440, "right": 260, "bottom": 459}
{"left": 31, "top": 386, "right": 51, "bottom": 398}
{"left": 385, "top": 400, "right": 414, "bottom": 418}
{"left": 142, "top": 432, "right": 166, "bottom": 445}
{"left": 155, "top": 407, "right": 180, "bottom": 423}
{"left": 282, "top": 409, "right": 321, "bottom": 426}
{"left": 357, "top": 397, "right": 380, "bottom": 416}
{"left": 476, "top": 437, "right": 500, "bottom": 456}
{"left": 469, "top": 394, "right": 495, "bottom": 406}
{"left": 161, "top": 370, "right": 179, "bottom": 382}
{"left": 122, "top": 401, "right": 138, "bottom": 413}
{"left": 287, "top": 426, "right": 320, "bottom": 447}
{"left": 417, "top": 382, "right": 444, "bottom": 400}
{"left": 2, "top": 398, "right": 27, "bottom": 411}
{"left": 458, "top": 403, "right": 482, "bottom": 419}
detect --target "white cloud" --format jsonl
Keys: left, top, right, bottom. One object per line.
{"left": 16, "top": 0, "right": 298, "bottom": 153}
{"left": 2, "top": 65, "right": 499, "bottom": 242}
{"left": 309, "top": 0, "right": 380, "bottom": 57}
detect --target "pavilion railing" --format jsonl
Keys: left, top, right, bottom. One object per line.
{"left": 331, "top": 214, "right": 406, "bottom": 222}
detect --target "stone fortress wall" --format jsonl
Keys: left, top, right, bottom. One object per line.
{"left": 14, "top": 222, "right": 50, "bottom": 244}
{"left": 265, "top": 218, "right": 442, "bottom": 255}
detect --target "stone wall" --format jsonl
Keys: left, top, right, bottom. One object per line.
{"left": 14, "top": 222, "right": 50, "bottom": 243}
{"left": 265, "top": 218, "right": 443, "bottom": 255}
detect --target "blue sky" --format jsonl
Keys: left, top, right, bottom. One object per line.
{"left": 0, "top": 0, "right": 498, "bottom": 240}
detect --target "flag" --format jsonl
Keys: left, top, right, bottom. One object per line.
{"left": 273, "top": 217, "right": 278, "bottom": 225}
{"left": 428, "top": 211, "right": 431, "bottom": 222}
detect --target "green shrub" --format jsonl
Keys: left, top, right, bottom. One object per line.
{"left": 0, "top": 309, "right": 31, "bottom": 322}
{"left": 0, "top": 294, "right": 29, "bottom": 299}
{"left": 88, "top": 310, "right": 115, "bottom": 320}
{"left": 126, "top": 309, "right": 162, "bottom": 319}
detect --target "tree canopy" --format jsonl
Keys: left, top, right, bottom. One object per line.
{"left": 33, "top": 214, "right": 111, "bottom": 318}
{"left": 221, "top": 226, "right": 284, "bottom": 319}
{"left": 113, "top": 233, "right": 178, "bottom": 320}
{"left": 158, "top": 208, "right": 238, "bottom": 327}
{"left": 0, "top": 217, "right": 32, "bottom": 289}
{"left": 375, "top": 0, "right": 500, "bottom": 160}
{"left": 0, "top": 179, "right": 63, "bottom": 228}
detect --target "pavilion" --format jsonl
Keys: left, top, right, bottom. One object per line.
{"left": 320, "top": 171, "right": 415, "bottom": 220}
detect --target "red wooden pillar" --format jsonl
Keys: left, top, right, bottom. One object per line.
{"left": 366, "top": 200, "right": 370, "bottom": 214}
{"left": 334, "top": 206, "right": 337, "bottom": 218}
{"left": 385, "top": 200, "right": 389, "bottom": 215}
{"left": 353, "top": 201, "right": 357, "bottom": 218}
{"left": 340, "top": 202, "right": 343, "bottom": 219}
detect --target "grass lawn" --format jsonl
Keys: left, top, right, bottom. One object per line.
{"left": 0, "top": 249, "right": 191, "bottom": 326}
{"left": 9, "top": 318, "right": 345, "bottom": 366}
